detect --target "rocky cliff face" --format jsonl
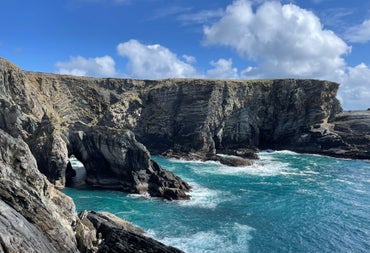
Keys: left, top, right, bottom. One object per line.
{"left": 2, "top": 57, "right": 368, "bottom": 191}
{"left": 0, "top": 129, "right": 78, "bottom": 252}
{"left": 131, "top": 79, "right": 342, "bottom": 156}
{"left": 0, "top": 58, "right": 190, "bottom": 199}
{"left": 2, "top": 57, "right": 368, "bottom": 192}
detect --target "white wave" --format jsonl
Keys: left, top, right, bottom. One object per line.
{"left": 182, "top": 156, "right": 294, "bottom": 177}
{"left": 70, "top": 157, "right": 85, "bottom": 169}
{"left": 259, "top": 150, "right": 299, "bottom": 156}
{"left": 239, "top": 160, "right": 293, "bottom": 176}
{"left": 127, "top": 192, "right": 151, "bottom": 199}
{"left": 159, "top": 223, "right": 255, "bottom": 253}
{"left": 177, "top": 182, "right": 223, "bottom": 209}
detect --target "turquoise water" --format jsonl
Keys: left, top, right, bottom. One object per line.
{"left": 63, "top": 151, "right": 370, "bottom": 253}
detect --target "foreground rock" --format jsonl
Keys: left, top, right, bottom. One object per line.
{"left": 0, "top": 129, "right": 79, "bottom": 252}
{"left": 77, "top": 211, "right": 184, "bottom": 253}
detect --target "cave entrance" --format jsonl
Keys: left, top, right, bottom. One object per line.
{"left": 66, "top": 155, "right": 87, "bottom": 188}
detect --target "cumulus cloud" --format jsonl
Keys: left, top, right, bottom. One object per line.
{"left": 117, "top": 39, "right": 197, "bottom": 79}
{"left": 207, "top": 58, "right": 239, "bottom": 79}
{"left": 55, "top": 55, "right": 117, "bottom": 77}
{"left": 203, "top": 0, "right": 350, "bottom": 79}
{"left": 345, "top": 19, "right": 370, "bottom": 43}
{"left": 182, "top": 54, "right": 196, "bottom": 64}
{"left": 338, "top": 63, "right": 370, "bottom": 109}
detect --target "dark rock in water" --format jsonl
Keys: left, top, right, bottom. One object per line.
{"left": 212, "top": 154, "right": 253, "bottom": 167}
{"left": 78, "top": 211, "right": 184, "bottom": 253}
{"left": 67, "top": 123, "right": 191, "bottom": 200}
{"left": 0, "top": 129, "right": 79, "bottom": 253}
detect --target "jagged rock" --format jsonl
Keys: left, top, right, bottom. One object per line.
{"left": 67, "top": 123, "right": 190, "bottom": 200}
{"left": 0, "top": 200, "right": 57, "bottom": 253}
{"left": 79, "top": 211, "right": 184, "bottom": 253}
{"left": 330, "top": 111, "right": 370, "bottom": 159}
{"left": 0, "top": 129, "right": 79, "bottom": 252}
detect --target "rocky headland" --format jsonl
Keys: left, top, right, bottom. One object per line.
{"left": 1, "top": 57, "right": 369, "bottom": 252}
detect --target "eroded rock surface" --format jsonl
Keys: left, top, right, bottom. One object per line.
{"left": 77, "top": 211, "right": 184, "bottom": 253}
{"left": 0, "top": 129, "right": 79, "bottom": 253}
{"left": 67, "top": 123, "right": 190, "bottom": 199}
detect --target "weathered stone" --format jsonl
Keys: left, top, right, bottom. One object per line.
{"left": 66, "top": 123, "right": 191, "bottom": 199}
{"left": 80, "top": 211, "right": 184, "bottom": 253}
{"left": 0, "top": 200, "right": 57, "bottom": 253}
{"left": 0, "top": 129, "right": 79, "bottom": 253}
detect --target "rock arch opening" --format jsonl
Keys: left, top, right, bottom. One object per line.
{"left": 66, "top": 156, "right": 87, "bottom": 188}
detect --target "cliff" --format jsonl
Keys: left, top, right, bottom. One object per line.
{"left": 1, "top": 57, "right": 368, "bottom": 192}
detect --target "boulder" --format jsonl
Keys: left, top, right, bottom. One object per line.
{"left": 78, "top": 211, "right": 184, "bottom": 253}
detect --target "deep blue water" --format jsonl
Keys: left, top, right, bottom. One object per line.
{"left": 63, "top": 151, "right": 370, "bottom": 253}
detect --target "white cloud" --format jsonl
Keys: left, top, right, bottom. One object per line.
{"left": 178, "top": 9, "right": 224, "bottom": 24}
{"left": 117, "top": 39, "right": 197, "bottom": 79}
{"left": 345, "top": 19, "right": 370, "bottom": 43}
{"left": 338, "top": 63, "right": 370, "bottom": 110}
{"left": 182, "top": 54, "right": 196, "bottom": 64}
{"left": 203, "top": 0, "right": 350, "bottom": 79}
{"left": 207, "top": 58, "right": 239, "bottom": 79}
{"left": 55, "top": 55, "right": 117, "bottom": 77}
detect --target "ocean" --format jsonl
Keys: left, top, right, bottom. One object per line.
{"left": 63, "top": 151, "right": 370, "bottom": 253}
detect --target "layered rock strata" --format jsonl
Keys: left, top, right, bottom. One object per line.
{"left": 77, "top": 211, "right": 184, "bottom": 253}
{"left": 0, "top": 129, "right": 78, "bottom": 252}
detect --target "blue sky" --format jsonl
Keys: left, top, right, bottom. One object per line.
{"left": 1, "top": 0, "right": 370, "bottom": 109}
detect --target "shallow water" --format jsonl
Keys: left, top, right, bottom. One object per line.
{"left": 63, "top": 151, "right": 370, "bottom": 253}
